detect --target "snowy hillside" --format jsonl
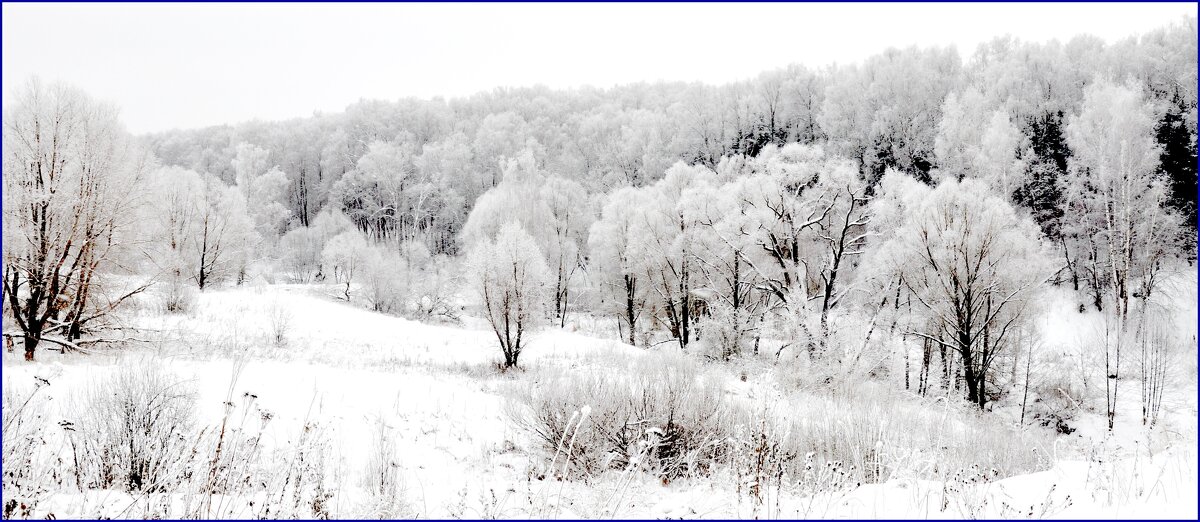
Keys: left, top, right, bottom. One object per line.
{"left": 3, "top": 269, "right": 1195, "bottom": 518}
{"left": 3, "top": 5, "right": 1197, "bottom": 520}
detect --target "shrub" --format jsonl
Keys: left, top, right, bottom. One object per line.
{"left": 359, "top": 418, "right": 410, "bottom": 518}
{"left": 782, "top": 384, "right": 1052, "bottom": 485}
{"left": 409, "top": 254, "right": 461, "bottom": 322}
{"left": 2, "top": 377, "right": 54, "bottom": 513}
{"left": 159, "top": 254, "right": 198, "bottom": 314}
{"left": 512, "top": 352, "right": 730, "bottom": 480}
{"left": 279, "top": 226, "right": 323, "bottom": 283}
{"left": 514, "top": 353, "right": 1052, "bottom": 491}
{"left": 267, "top": 298, "right": 292, "bottom": 347}
{"left": 361, "top": 246, "right": 409, "bottom": 314}
{"left": 697, "top": 301, "right": 757, "bottom": 360}
{"left": 69, "top": 363, "right": 198, "bottom": 493}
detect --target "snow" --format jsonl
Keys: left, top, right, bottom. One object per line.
{"left": 3, "top": 276, "right": 1197, "bottom": 519}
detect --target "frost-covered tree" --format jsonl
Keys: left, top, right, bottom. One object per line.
{"left": 2, "top": 80, "right": 151, "bottom": 359}
{"left": 637, "top": 162, "right": 719, "bottom": 350}
{"left": 717, "top": 144, "right": 873, "bottom": 356}
{"left": 474, "top": 112, "right": 533, "bottom": 187}
{"left": 1063, "top": 81, "right": 1183, "bottom": 430}
{"left": 321, "top": 230, "right": 370, "bottom": 301}
{"left": 333, "top": 139, "right": 417, "bottom": 243}
{"left": 810, "top": 158, "right": 872, "bottom": 348}
{"left": 462, "top": 151, "right": 592, "bottom": 326}
{"left": 684, "top": 175, "right": 764, "bottom": 358}
{"left": 934, "top": 89, "right": 992, "bottom": 181}
{"left": 820, "top": 46, "right": 960, "bottom": 183}
{"left": 414, "top": 132, "right": 480, "bottom": 253}
{"left": 227, "top": 142, "right": 290, "bottom": 282}
{"left": 730, "top": 145, "right": 834, "bottom": 353}
{"left": 469, "top": 222, "right": 551, "bottom": 368}
{"left": 539, "top": 176, "right": 592, "bottom": 326}
{"left": 277, "top": 207, "right": 353, "bottom": 283}
{"left": 934, "top": 90, "right": 1028, "bottom": 198}
{"left": 196, "top": 176, "right": 256, "bottom": 290}
{"left": 588, "top": 186, "right": 656, "bottom": 346}
{"left": 976, "top": 110, "right": 1028, "bottom": 199}
{"left": 143, "top": 167, "right": 255, "bottom": 296}
{"left": 1014, "top": 111, "right": 1071, "bottom": 284}
{"left": 232, "top": 142, "right": 291, "bottom": 238}
{"left": 1064, "top": 81, "right": 1178, "bottom": 318}
{"left": 460, "top": 150, "right": 552, "bottom": 247}
{"left": 868, "top": 177, "right": 1050, "bottom": 408}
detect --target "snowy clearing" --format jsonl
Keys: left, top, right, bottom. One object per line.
{"left": 4, "top": 273, "right": 1195, "bottom": 519}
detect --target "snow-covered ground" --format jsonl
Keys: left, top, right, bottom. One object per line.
{"left": 3, "top": 275, "right": 1196, "bottom": 519}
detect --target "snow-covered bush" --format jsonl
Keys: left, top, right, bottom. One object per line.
{"left": 361, "top": 245, "right": 409, "bottom": 314}
{"left": 728, "top": 414, "right": 801, "bottom": 518}
{"left": 278, "top": 226, "right": 324, "bottom": 283}
{"left": 697, "top": 301, "right": 757, "bottom": 360}
{"left": 161, "top": 268, "right": 198, "bottom": 314}
{"left": 409, "top": 254, "right": 461, "bottom": 322}
{"left": 517, "top": 350, "right": 1051, "bottom": 493}
{"left": 784, "top": 383, "right": 1052, "bottom": 485}
{"left": 267, "top": 297, "right": 292, "bottom": 347}
{"left": 359, "top": 419, "right": 410, "bottom": 518}
{"left": 2, "top": 377, "right": 54, "bottom": 515}
{"left": 69, "top": 363, "right": 198, "bottom": 492}
{"left": 776, "top": 309, "right": 898, "bottom": 392}
{"left": 513, "top": 351, "right": 731, "bottom": 480}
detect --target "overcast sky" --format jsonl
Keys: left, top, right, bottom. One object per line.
{"left": 3, "top": 3, "right": 1194, "bottom": 134}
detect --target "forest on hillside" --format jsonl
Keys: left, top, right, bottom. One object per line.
{"left": 2, "top": 14, "right": 1197, "bottom": 519}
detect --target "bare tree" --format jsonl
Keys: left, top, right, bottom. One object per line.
{"left": 813, "top": 163, "right": 872, "bottom": 350}
{"left": 1137, "top": 311, "right": 1177, "bottom": 427}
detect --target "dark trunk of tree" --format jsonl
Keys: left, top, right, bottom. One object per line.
{"left": 23, "top": 334, "right": 37, "bottom": 362}
{"left": 959, "top": 330, "right": 980, "bottom": 406}
{"left": 919, "top": 337, "right": 931, "bottom": 395}
{"left": 623, "top": 274, "right": 638, "bottom": 346}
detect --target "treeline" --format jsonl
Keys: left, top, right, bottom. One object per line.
{"left": 144, "top": 20, "right": 1197, "bottom": 258}
{"left": 3, "top": 20, "right": 1195, "bottom": 422}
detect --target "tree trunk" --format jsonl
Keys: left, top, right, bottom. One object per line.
{"left": 962, "top": 356, "right": 979, "bottom": 405}
{"left": 1060, "top": 236, "right": 1079, "bottom": 292}
{"left": 939, "top": 341, "right": 949, "bottom": 391}
{"left": 623, "top": 274, "right": 637, "bottom": 346}
{"left": 560, "top": 283, "right": 569, "bottom": 329}
{"left": 919, "top": 337, "right": 931, "bottom": 395}
{"left": 958, "top": 329, "right": 986, "bottom": 408}
{"left": 1020, "top": 337, "right": 1034, "bottom": 425}
{"left": 679, "top": 264, "right": 690, "bottom": 351}
{"left": 23, "top": 335, "right": 38, "bottom": 362}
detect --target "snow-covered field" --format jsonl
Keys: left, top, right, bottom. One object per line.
{"left": 4, "top": 273, "right": 1196, "bottom": 519}
{"left": 4, "top": 6, "right": 1197, "bottom": 520}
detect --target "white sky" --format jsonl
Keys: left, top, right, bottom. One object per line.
{"left": 3, "top": 2, "right": 1195, "bottom": 134}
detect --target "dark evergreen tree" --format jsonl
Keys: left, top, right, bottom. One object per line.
{"left": 1155, "top": 102, "right": 1198, "bottom": 253}
{"left": 1014, "top": 111, "right": 1069, "bottom": 241}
